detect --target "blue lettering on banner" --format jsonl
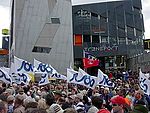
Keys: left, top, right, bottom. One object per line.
{"left": 51, "top": 73, "right": 61, "bottom": 78}
{"left": 70, "top": 73, "right": 95, "bottom": 87}
{"left": 17, "top": 61, "right": 33, "bottom": 72}
{"left": 99, "top": 75, "right": 114, "bottom": 87}
{"left": 37, "top": 63, "right": 53, "bottom": 73}
{"left": 140, "top": 77, "right": 148, "bottom": 93}
{"left": 0, "top": 70, "right": 11, "bottom": 83}
{"left": 39, "top": 74, "right": 47, "bottom": 84}
{"left": 18, "top": 73, "right": 28, "bottom": 83}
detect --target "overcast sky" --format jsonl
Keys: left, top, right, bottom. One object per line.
{"left": 0, "top": 0, "right": 149, "bottom": 48}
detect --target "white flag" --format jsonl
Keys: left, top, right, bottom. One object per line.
{"left": 34, "top": 59, "right": 54, "bottom": 74}
{"left": 0, "top": 68, "right": 12, "bottom": 84}
{"left": 67, "top": 68, "right": 97, "bottom": 89}
{"left": 98, "top": 69, "right": 115, "bottom": 87}
{"left": 139, "top": 70, "right": 150, "bottom": 96}
{"left": 34, "top": 59, "right": 66, "bottom": 80}
{"left": 9, "top": 62, "right": 16, "bottom": 75}
{"left": 1, "top": 67, "right": 10, "bottom": 74}
{"left": 14, "top": 56, "right": 33, "bottom": 73}
{"left": 49, "top": 73, "right": 67, "bottom": 80}
{"left": 12, "top": 73, "right": 31, "bottom": 85}
{"left": 39, "top": 73, "right": 50, "bottom": 86}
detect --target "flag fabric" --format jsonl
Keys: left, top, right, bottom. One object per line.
{"left": 11, "top": 73, "right": 31, "bottom": 85}
{"left": 0, "top": 68, "right": 12, "bottom": 84}
{"left": 14, "top": 56, "right": 33, "bottom": 73}
{"left": 9, "top": 62, "right": 16, "bottom": 75}
{"left": 97, "top": 69, "right": 115, "bottom": 87}
{"left": 1, "top": 67, "right": 10, "bottom": 74}
{"left": 34, "top": 59, "right": 54, "bottom": 74}
{"left": 83, "top": 51, "right": 99, "bottom": 68}
{"left": 34, "top": 59, "right": 67, "bottom": 80}
{"left": 49, "top": 73, "right": 67, "bottom": 80}
{"left": 139, "top": 70, "right": 150, "bottom": 96}
{"left": 39, "top": 73, "right": 50, "bottom": 86}
{"left": 67, "top": 68, "right": 97, "bottom": 89}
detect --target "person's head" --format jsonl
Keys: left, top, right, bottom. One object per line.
{"left": 134, "top": 90, "right": 144, "bottom": 100}
{"left": 68, "top": 95, "right": 75, "bottom": 104}
{"left": 104, "top": 88, "right": 109, "bottom": 94}
{"left": 25, "top": 102, "right": 38, "bottom": 110}
{"left": 37, "top": 98, "right": 48, "bottom": 110}
{"left": 111, "top": 106, "right": 124, "bottom": 113}
{"left": 7, "top": 95, "right": 15, "bottom": 104}
{"left": 0, "top": 101, "right": 7, "bottom": 113}
{"left": 118, "top": 89, "right": 126, "bottom": 97}
{"left": 15, "top": 94, "right": 25, "bottom": 106}
{"left": 53, "top": 91, "right": 62, "bottom": 101}
{"left": 18, "top": 88, "right": 24, "bottom": 95}
{"left": 91, "top": 96, "right": 103, "bottom": 109}
{"left": 63, "top": 108, "right": 77, "bottom": 113}
{"left": 130, "top": 105, "right": 149, "bottom": 113}
{"left": 25, "top": 108, "right": 47, "bottom": 113}
{"left": 75, "top": 93, "right": 83, "bottom": 103}
{"left": 45, "top": 93, "right": 55, "bottom": 106}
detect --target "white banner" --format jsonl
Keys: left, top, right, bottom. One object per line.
{"left": 9, "top": 62, "right": 16, "bottom": 75}
{"left": 11, "top": 73, "right": 31, "bottom": 85}
{"left": 39, "top": 73, "right": 50, "bottom": 86}
{"left": 1, "top": 67, "right": 10, "bottom": 74}
{"left": 67, "top": 68, "right": 97, "bottom": 89}
{"left": 98, "top": 69, "right": 115, "bottom": 87}
{"left": 14, "top": 56, "right": 33, "bottom": 73}
{"left": 49, "top": 73, "right": 67, "bottom": 80}
{"left": 34, "top": 59, "right": 54, "bottom": 74}
{"left": 139, "top": 70, "right": 150, "bottom": 96}
{"left": 34, "top": 59, "right": 67, "bottom": 80}
{"left": 0, "top": 68, "right": 12, "bottom": 84}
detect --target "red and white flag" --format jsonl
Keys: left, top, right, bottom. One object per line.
{"left": 83, "top": 51, "right": 100, "bottom": 68}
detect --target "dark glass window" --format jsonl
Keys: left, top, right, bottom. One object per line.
{"left": 32, "top": 46, "right": 51, "bottom": 53}
{"left": 83, "top": 19, "right": 91, "bottom": 34}
{"left": 101, "top": 36, "right": 108, "bottom": 43}
{"left": 116, "top": 5, "right": 125, "bottom": 28}
{"left": 91, "top": 16, "right": 99, "bottom": 34}
{"left": 51, "top": 18, "right": 60, "bottom": 24}
{"left": 92, "top": 35, "right": 99, "bottom": 43}
{"left": 134, "top": 14, "right": 142, "bottom": 30}
{"left": 119, "top": 37, "right": 126, "bottom": 44}
{"left": 83, "top": 35, "right": 91, "bottom": 42}
{"left": 109, "top": 36, "right": 117, "bottom": 45}
{"left": 118, "top": 27, "right": 125, "bottom": 38}
{"left": 126, "top": 12, "right": 134, "bottom": 27}
{"left": 100, "top": 16, "right": 107, "bottom": 34}
{"left": 127, "top": 26, "right": 135, "bottom": 40}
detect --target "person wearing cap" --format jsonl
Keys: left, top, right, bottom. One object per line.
{"left": 133, "top": 90, "right": 148, "bottom": 108}
{"left": 53, "top": 90, "right": 62, "bottom": 104}
{"left": 45, "top": 93, "right": 64, "bottom": 113}
{"left": 0, "top": 101, "right": 7, "bottom": 113}
{"left": 7, "top": 95, "right": 15, "bottom": 113}
{"left": 14, "top": 94, "right": 25, "bottom": 113}
{"left": 75, "top": 93, "right": 85, "bottom": 113}
{"left": 87, "top": 96, "right": 102, "bottom": 113}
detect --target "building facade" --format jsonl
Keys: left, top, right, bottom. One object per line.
{"left": 14, "top": 0, "right": 73, "bottom": 74}
{"left": 73, "top": 0, "right": 145, "bottom": 74}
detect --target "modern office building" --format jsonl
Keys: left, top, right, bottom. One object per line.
{"left": 14, "top": 0, "right": 73, "bottom": 74}
{"left": 73, "top": 0, "right": 145, "bottom": 74}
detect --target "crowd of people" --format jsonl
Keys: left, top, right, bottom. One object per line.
{"left": 0, "top": 71, "right": 149, "bottom": 113}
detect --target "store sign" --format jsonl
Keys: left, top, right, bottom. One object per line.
{"left": 84, "top": 45, "right": 118, "bottom": 52}
{"left": 75, "top": 9, "right": 91, "bottom": 18}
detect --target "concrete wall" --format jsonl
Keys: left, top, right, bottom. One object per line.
{"left": 14, "top": 0, "right": 73, "bottom": 74}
